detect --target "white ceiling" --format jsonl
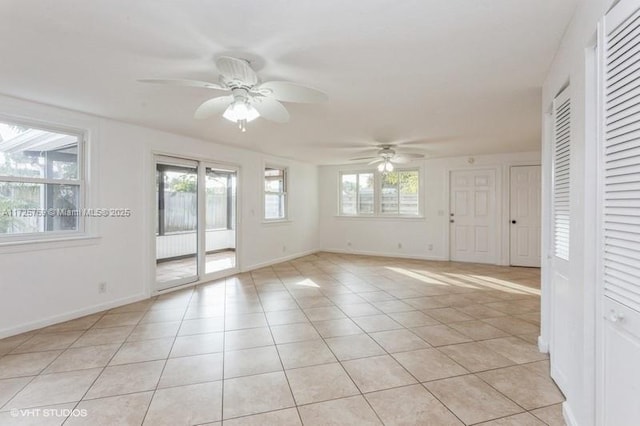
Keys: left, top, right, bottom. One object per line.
{"left": 0, "top": 0, "right": 578, "bottom": 164}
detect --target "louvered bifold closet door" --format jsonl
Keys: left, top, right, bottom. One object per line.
{"left": 603, "top": 6, "right": 640, "bottom": 312}
{"left": 553, "top": 88, "right": 571, "bottom": 261}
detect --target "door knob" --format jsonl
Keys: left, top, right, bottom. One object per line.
{"left": 606, "top": 310, "right": 624, "bottom": 323}
{"left": 511, "top": 220, "right": 517, "bottom": 224}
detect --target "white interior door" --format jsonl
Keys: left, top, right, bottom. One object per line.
{"left": 598, "top": 2, "right": 640, "bottom": 424}
{"left": 510, "top": 165, "right": 541, "bottom": 267}
{"left": 549, "top": 86, "right": 572, "bottom": 392}
{"left": 450, "top": 169, "right": 497, "bottom": 263}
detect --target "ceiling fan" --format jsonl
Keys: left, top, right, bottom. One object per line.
{"left": 349, "top": 144, "right": 425, "bottom": 173}
{"left": 139, "top": 56, "right": 327, "bottom": 131}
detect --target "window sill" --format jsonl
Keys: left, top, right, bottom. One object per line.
{"left": 262, "top": 219, "right": 292, "bottom": 225}
{"left": 0, "top": 234, "right": 101, "bottom": 254}
{"left": 334, "top": 215, "right": 425, "bottom": 221}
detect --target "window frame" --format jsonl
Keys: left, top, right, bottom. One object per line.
{"left": 263, "top": 165, "right": 288, "bottom": 222}
{"left": 338, "top": 167, "right": 422, "bottom": 218}
{"left": 0, "top": 116, "right": 87, "bottom": 243}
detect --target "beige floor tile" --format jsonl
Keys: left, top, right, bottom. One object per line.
{"left": 223, "top": 371, "right": 294, "bottom": 419}
{"left": 325, "top": 334, "right": 385, "bottom": 361}
{"left": 7, "top": 368, "right": 102, "bottom": 409}
{"left": 38, "top": 314, "right": 102, "bottom": 333}
{"left": 392, "top": 348, "right": 468, "bottom": 382}
{"left": 286, "top": 362, "right": 359, "bottom": 404}
{"left": 365, "top": 384, "right": 463, "bottom": 425}
{"left": 144, "top": 381, "right": 222, "bottom": 425}
{"left": 139, "top": 308, "right": 185, "bottom": 324}
{"left": 0, "top": 377, "right": 32, "bottom": 408}
{"left": 85, "top": 360, "right": 164, "bottom": 399}
{"left": 338, "top": 303, "right": 383, "bottom": 317}
{"left": 456, "top": 304, "right": 508, "bottom": 319}
{"left": 522, "top": 360, "right": 551, "bottom": 377}
{"left": 224, "top": 346, "right": 282, "bottom": 378}
{"left": 43, "top": 343, "right": 120, "bottom": 374}
{"left": 439, "top": 342, "right": 516, "bottom": 372}
{"left": 0, "top": 334, "right": 35, "bottom": 356}
{"left": 265, "top": 309, "right": 308, "bottom": 326}
{"left": 303, "top": 306, "right": 346, "bottom": 321}
{"left": 426, "top": 375, "right": 522, "bottom": 424}
{"left": 480, "top": 337, "right": 548, "bottom": 364}
{"left": 11, "top": 332, "right": 83, "bottom": 354}
{"left": 225, "top": 313, "right": 268, "bottom": 331}
{"left": 351, "top": 314, "right": 403, "bottom": 332}
{"left": 369, "top": 329, "right": 430, "bottom": 353}
{"left": 0, "top": 351, "right": 62, "bottom": 379}
{"left": 109, "top": 338, "right": 173, "bottom": 365}
{"left": 67, "top": 391, "right": 153, "bottom": 425}
{"left": 530, "top": 403, "right": 567, "bottom": 425}
{"left": 127, "top": 321, "right": 181, "bottom": 342}
{"left": 388, "top": 310, "right": 440, "bottom": 327}
{"left": 411, "top": 325, "right": 473, "bottom": 347}
{"left": 170, "top": 332, "right": 223, "bottom": 358}
{"left": 92, "top": 312, "right": 144, "bottom": 328}
{"left": 370, "top": 300, "right": 415, "bottom": 313}
{"left": 277, "top": 340, "right": 337, "bottom": 369}
{"left": 477, "top": 365, "right": 564, "bottom": 410}
{"left": 108, "top": 300, "right": 154, "bottom": 314}
{"left": 158, "top": 352, "right": 223, "bottom": 388}
{"left": 270, "top": 323, "right": 320, "bottom": 344}
{"left": 312, "top": 318, "right": 363, "bottom": 338}
{"left": 342, "top": 355, "right": 416, "bottom": 393}
{"left": 178, "top": 317, "right": 225, "bottom": 336}
{"left": 71, "top": 326, "right": 135, "bottom": 350}
{"left": 448, "top": 320, "right": 510, "bottom": 340}
{"left": 424, "top": 308, "right": 475, "bottom": 323}
{"left": 298, "top": 395, "right": 382, "bottom": 426}
{"left": 476, "top": 412, "right": 546, "bottom": 425}
{"left": 482, "top": 317, "right": 539, "bottom": 335}
{"left": 224, "top": 328, "right": 274, "bottom": 351}
{"left": 223, "top": 408, "right": 301, "bottom": 425}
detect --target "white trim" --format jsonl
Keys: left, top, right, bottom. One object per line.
{"left": 0, "top": 293, "right": 148, "bottom": 339}
{"left": 242, "top": 249, "right": 319, "bottom": 271}
{"left": 562, "top": 401, "right": 579, "bottom": 426}
{"left": 0, "top": 234, "right": 100, "bottom": 254}
{"left": 323, "top": 248, "right": 448, "bottom": 262}
{"left": 537, "top": 335, "right": 549, "bottom": 353}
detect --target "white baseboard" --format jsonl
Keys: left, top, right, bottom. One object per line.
{"left": 242, "top": 249, "right": 320, "bottom": 272}
{"left": 321, "top": 248, "right": 448, "bottom": 262}
{"left": 0, "top": 293, "right": 148, "bottom": 339}
{"left": 538, "top": 335, "right": 550, "bottom": 353}
{"left": 562, "top": 401, "right": 578, "bottom": 426}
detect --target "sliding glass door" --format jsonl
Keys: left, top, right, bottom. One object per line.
{"left": 155, "top": 156, "right": 238, "bottom": 290}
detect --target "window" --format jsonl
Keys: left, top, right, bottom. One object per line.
{"left": 0, "top": 119, "right": 84, "bottom": 238}
{"left": 340, "top": 172, "right": 374, "bottom": 215}
{"left": 340, "top": 170, "right": 419, "bottom": 216}
{"left": 264, "top": 166, "right": 287, "bottom": 220}
{"left": 381, "top": 170, "right": 419, "bottom": 215}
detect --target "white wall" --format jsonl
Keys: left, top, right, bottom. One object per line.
{"left": 319, "top": 151, "right": 540, "bottom": 264}
{"left": 540, "top": 1, "right": 615, "bottom": 425}
{"left": 0, "top": 94, "right": 319, "bottom": 338}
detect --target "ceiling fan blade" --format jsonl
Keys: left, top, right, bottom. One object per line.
{"left": 216, "top": 56, "right": 258, "bottom": 86}
{"left": 138, "top": 79, "right": 228, "bottom": 91}
{"left": 257, "top": 81, "right": 328, "bottom": 103}
{"left": 251, "top": 97, "right": 290, "bottom": 123}
{"left": 194, "top": 95, "right": 233, "bottom": 120}
{"left": 348, "top": 156, "right": 377, "bottom": 162}
{"left": 394, "top": 153, "right": 425, "bottom": 163}
{"left": 368, "top": 158, "right": 384, "bottom": 165}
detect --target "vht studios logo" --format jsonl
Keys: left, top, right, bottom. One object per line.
{"left": 10, "top": 408, "right": 88, "bottom": 418}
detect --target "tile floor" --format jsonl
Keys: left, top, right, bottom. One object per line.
{"left": 156, "top": 250, "right": 236, "bottom": 283}
{"left": 0, "top": 252, "right": 566, "bottom": 425}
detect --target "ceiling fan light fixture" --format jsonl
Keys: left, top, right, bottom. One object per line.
{"left": 222, "top": 101, "right": 260, "bottom": 132}
{"left": 378, "top": 160, "right": 394, "bottom": 173}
